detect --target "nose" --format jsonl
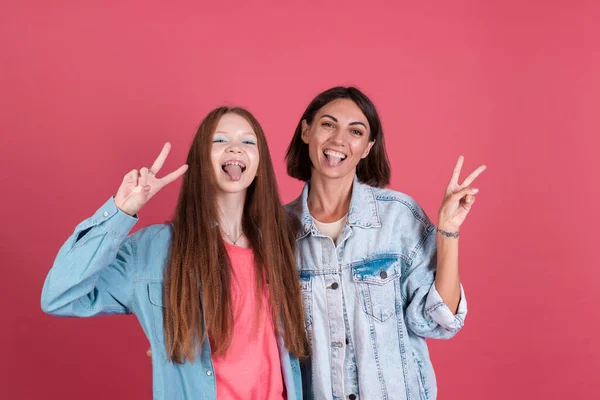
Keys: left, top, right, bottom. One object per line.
{"left": 330, "top": 126, "right": 345, "bottom": 145}
{"left": 226, "top": 142, "right": 242, "bottom": 154}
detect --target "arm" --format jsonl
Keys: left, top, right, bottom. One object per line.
{"left": 402, "top": 221, "right": 467, "bottom": 339}
{"left": 403, "top": 156, "right": 485, "bottom": 338}
{"left": 41, "top": 198, "right": 138, "bottom": 316}
{"left": 41, "top": 142, "right": 187, "bottom": 317}
{"left": 433, "top": 231, "right": 461, "bottom": 313}
{"left": 435, "top": 155, "right": 486, "bottom": 313}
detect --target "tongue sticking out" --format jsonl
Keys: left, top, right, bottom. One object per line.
{"left": 224, "top": 164, "right": 243, "bottom": 181}
{"left": 326, "top": 155, "right": 343, "bottom": 167}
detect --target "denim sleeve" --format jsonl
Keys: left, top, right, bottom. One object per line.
{"left": 402, "top": 219, "right": 467, "bottom": 339}
{"left": 41, "top": 197, "right": 139, "bottom": 317}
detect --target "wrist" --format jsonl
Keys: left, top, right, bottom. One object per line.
{"left": 113, "top": 197, "right": 136, "bottom": 217}
{"left": 436, "top": 227, "right": 459, "bottom": 239}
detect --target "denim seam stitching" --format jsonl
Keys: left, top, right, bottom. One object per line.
{"left": 129, "top": 235, "right": 137, "bottom": 315}
{"left": 367, "top": 311, "right": 389, "bottom": 400}
{"left": 374, "top": 195, "right": 431, "bottom": 227}
{"left": 425, "top": 302, "right": 446, "bottom": 314}
{"left": 75, "top": 230, "right": 105, "bottom": 312}
{"left": 406, "top": 226, "right": 435, "bottom": 266}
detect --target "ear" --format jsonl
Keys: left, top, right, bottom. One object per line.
{"left": 361, "top": 139, "right": 376, "bottom": 159}
{"left": 301, "top": 120, "right": 309, "bottom": 144}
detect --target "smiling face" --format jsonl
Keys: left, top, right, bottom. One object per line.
{"left": 210, "top": 113, "right": 260, "bottom": 194}
{"left": 301, "top": 98, "right": 375, "bottom": 182}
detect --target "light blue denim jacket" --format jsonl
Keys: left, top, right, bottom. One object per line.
{"left": 286, "top": 177, "right": 467, "bottom": 400}
{"left": 40, "top": 198, "right": 302, "bottom": 400}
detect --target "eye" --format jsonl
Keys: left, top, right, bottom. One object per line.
{"left": 350, "top": 129, "right": 363, "bottom": 136}
{"left": 212, "top": 137, "right": 227, "bottom": 143}
{"left": 243, "top": 139, "right": 257, "bottom": 145}
{"left": 321, "top": 121, "right": 335, "bottom": 128}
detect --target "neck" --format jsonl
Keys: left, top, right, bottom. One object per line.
{"left": 308, "top": 171, "right": 354, "bottom": 223}
{"left": 216, "top": 191, "right": 246, "bottom": 239}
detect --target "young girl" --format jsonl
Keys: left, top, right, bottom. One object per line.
{"left": 41, "top": 107, "right": 306, "bottom": 399}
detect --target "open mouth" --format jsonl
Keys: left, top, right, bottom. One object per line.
{"left": 222, "top": 160, "right": 247, "bottom": 181}
{"left": 323, "top": 149, "right": 347, "bottom": 167}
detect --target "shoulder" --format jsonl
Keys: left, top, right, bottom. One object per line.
{"left": 372, "top": 187, "right": 433, "bottom": 229}
{"left": 284, "top": 195, "right": 303, "bottom": 220}
{"left": 371, "top": 187, "right": 437, "bottom": 260}
{"left": 129, "top": 223, "right": 173, "bottom": 277}
{"left": 130, "top": 223, "right": 173, "bottom": 244}
{"left": 129, "top": 223, "right": 173, "bottom": 258}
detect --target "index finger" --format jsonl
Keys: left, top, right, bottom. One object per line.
{"left": 460, "top": 164, "right": 487, "bottom": 187}
{"left": 149, "top": 142, "right": 172, "bottom": 174}
{"left": 160, "top": 164, "right": 189, "bottom": 186}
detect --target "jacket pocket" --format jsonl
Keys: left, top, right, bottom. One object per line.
{"left": 352, "top": 256, "right": 401, "bottom": 322}
{"left": 147, "top": 282, "right": 165, "bottom": 342}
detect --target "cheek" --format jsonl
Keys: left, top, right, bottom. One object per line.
{"left": 248, "top": 148, "right": 260, "bottom": 172}
{"left": 249, "top": 147, "right": 259, "bottom": 160}
{"left": 313, "top": 129, "right": 330, "bottom": 144}
{"left": 210, "top": 153, "right": 219, "bottom": 168}
{"left": 352, "top": 139, "right": 371, "bottom": 156}
{"left": 307, "top": 135, "right": 324, "bottom": 155}
{"left": 210, "top": 148, "right": 223, "bottom": 170}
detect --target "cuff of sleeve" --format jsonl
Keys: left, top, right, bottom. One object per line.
{"left": 92, "top": 197, "right": 138, "bottom": 240}
{"left": 425, "top": 283, "right": 467, "bottom": 331}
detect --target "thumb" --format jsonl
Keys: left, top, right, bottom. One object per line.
{"left": 461, "top": 194, "right": 476, "bottom": 211}
{"left": 452, "top": 187, "right": 479, "bottom": 202}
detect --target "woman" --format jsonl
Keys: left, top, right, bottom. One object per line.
{"left": 285, "top": 87, "right": 486, "bottom": 400}
{"left": 41, "top": 107, "right": 306, "bottom": 399}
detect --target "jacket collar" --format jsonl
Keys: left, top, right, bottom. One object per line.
{"left": 290, "top": 176, "right": 381, "bottom": 239}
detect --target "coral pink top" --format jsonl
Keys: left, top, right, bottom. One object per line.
{"left": 210, "top": 241, "right": 286, "bottom": 399}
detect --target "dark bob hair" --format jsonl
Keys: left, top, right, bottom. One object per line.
{"left": 285, "top": 86, "right": 391, "bottom": 188}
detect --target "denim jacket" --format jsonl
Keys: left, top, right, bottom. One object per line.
{"left": 286, "top": 177, "right": 467, "bottom": 400}
{"left": 40, "top": 198, "right": 302, "bottom": 400}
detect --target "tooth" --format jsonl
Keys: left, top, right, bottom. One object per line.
{"left": 325, "top": 150, "right": 345, "bottom": 158}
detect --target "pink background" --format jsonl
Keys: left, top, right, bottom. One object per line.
{"left": 1, "top": 1, "right": 599, "bottom": 399}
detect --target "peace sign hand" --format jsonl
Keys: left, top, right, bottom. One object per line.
{"left": 114, "top": 143, "right": 188, "bottom": 216}
{"left": 437, "top": 156, "right": 486, "bottom": 232}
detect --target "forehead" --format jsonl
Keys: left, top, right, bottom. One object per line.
{"left": 214, "top": 113, "right": 256, "bottom": 135}
{"left": 318, "top": 99, "right": 369, "bottom": 126}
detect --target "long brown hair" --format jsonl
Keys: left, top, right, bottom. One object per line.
{"left": 164, "top": 106, "right": 306, "bottom": 363}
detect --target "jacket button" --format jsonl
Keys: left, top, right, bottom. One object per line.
{"left": 103, "top": 211, "right": 109, "bottom": 217}
{"left": 349, "top": 395, "right": 357, "bottom": 400}
{"left": 206, "top": 370, "right": 213, "bottom": 376}
{"left": 331, "top": 282, "right": 339, "bottom": 290}
{"left": 380, "top": 269, "right": 387, "bottom": 279}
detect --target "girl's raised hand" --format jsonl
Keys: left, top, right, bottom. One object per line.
{"left": 114, "top": 143, "right": 188, "bottom": 216}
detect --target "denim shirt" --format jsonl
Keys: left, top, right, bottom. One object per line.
{"left": 40, "top": 198, "right": 302, "bottom": 400}
{"left": 286, "top": 177, "right": 467, "bottom": 400}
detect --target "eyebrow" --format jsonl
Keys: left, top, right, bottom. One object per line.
{"left": 320, "top": 114, "right": 367, "bottom": 129}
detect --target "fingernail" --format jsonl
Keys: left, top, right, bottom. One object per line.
{"left": 472, "top": 188, "right": 479, "bottom": 194}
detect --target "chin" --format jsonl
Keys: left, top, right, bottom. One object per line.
{"left": 313, "top": 168, "right": 353, "bottom": 181}
{"left": 215, "top": 179, "right": 253, "bottom": 194}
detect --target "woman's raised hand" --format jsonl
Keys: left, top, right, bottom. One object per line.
{"left": 437, "top": 155, "right": 486, "bottom": 232}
